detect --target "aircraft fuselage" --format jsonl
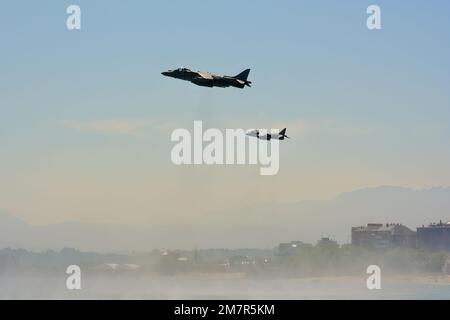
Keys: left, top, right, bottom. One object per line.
{"left": 162, "top": 68, "right": 251, "bottom": 89}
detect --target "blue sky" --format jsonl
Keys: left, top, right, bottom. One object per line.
{"left": 0, "top": 1, "right": 449, "bottom": 225}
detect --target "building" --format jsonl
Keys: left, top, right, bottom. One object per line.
{"left": 316, "top": 237, "right": 339, "bottom": 248}
{"left": 417, "top": 221, "right": 450, "bottom": 251}
{"left": 351, "top": 223, "right": 416, "bottom": 249}
{"left": 277, "top": 241, "right": 312, "bottom": 256}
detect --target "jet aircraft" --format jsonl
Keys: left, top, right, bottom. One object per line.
{"left": 246, "top": 128, "right": 289, "bottom": 141}
{"left": 161, "top": 68, "right": 252, "bottom": 89}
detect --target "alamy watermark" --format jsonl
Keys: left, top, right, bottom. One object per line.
{"left": 64, "top": 5, "right": 381, "bottom": 31}
{"left": 66, "top": 265, "right": 81, "bottom": 290}
{"left": 366, "top": 265, "right": 382, "bottom": 290}
{"left": 170, "top": 121, "right": 281, "bottom": 176}
{"left": 66, "top": 5, "right": 81, "bottom": 30}
{"left": 367, "top": 5, "right": 382, "bottom": 30}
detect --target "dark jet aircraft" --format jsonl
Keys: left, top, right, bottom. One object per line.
{"left": 161, "top": 68, "right": 252, "bottom": 89}
{"left": 246, "top": 128, "right": 290, "bottom": 141}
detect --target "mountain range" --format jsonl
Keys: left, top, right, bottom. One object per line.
{"left": 1, "top": 186, "right": 449, "bottom": 252}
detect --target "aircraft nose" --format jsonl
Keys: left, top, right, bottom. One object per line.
{"left": 161, "top": 71, "right": 169, "bottom": 76}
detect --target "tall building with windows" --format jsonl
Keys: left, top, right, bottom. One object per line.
{"left": 351, "top": 223, "right": 416, "bottom": 249}
{"left": 417, "top": 221, "right": 450, "bottom": 251}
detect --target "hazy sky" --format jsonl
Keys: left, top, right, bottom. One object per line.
{"left": 1, "top": 1, "right": 449, "bottom": 226}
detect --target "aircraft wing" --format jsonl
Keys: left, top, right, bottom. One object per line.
{"left": 196, "top": 72, "right": 214, "bottom": 80}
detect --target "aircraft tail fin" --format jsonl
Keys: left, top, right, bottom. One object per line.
{"left": 279, "top": 128, "right": 289, "bottom": 140}
{"left": 234, "top": 69, "right": 251, "bottom": 81}
{"left": 234, "top": 69, "right": 251, "bottom": 87}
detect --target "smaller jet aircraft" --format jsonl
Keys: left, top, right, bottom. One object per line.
{"left": 246, "top": 128, "right": 290, "bottom": 141}
{"left": 161, "top": 68, "right": 252, "bottom": 89}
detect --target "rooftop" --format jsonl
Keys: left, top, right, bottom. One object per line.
{"left": 420, "top": 220, "right": 450, "bottom": 228}
{"left": 353, "top": 223, "right": 415, "bottom": 235}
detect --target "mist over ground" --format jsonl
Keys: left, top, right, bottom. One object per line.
{"left": 1, "top": 240, "right": 450, "bottom": 299}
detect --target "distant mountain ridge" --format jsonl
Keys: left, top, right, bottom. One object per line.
{"left": 1, "top": 186, "right": 450, "bottom": 252}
